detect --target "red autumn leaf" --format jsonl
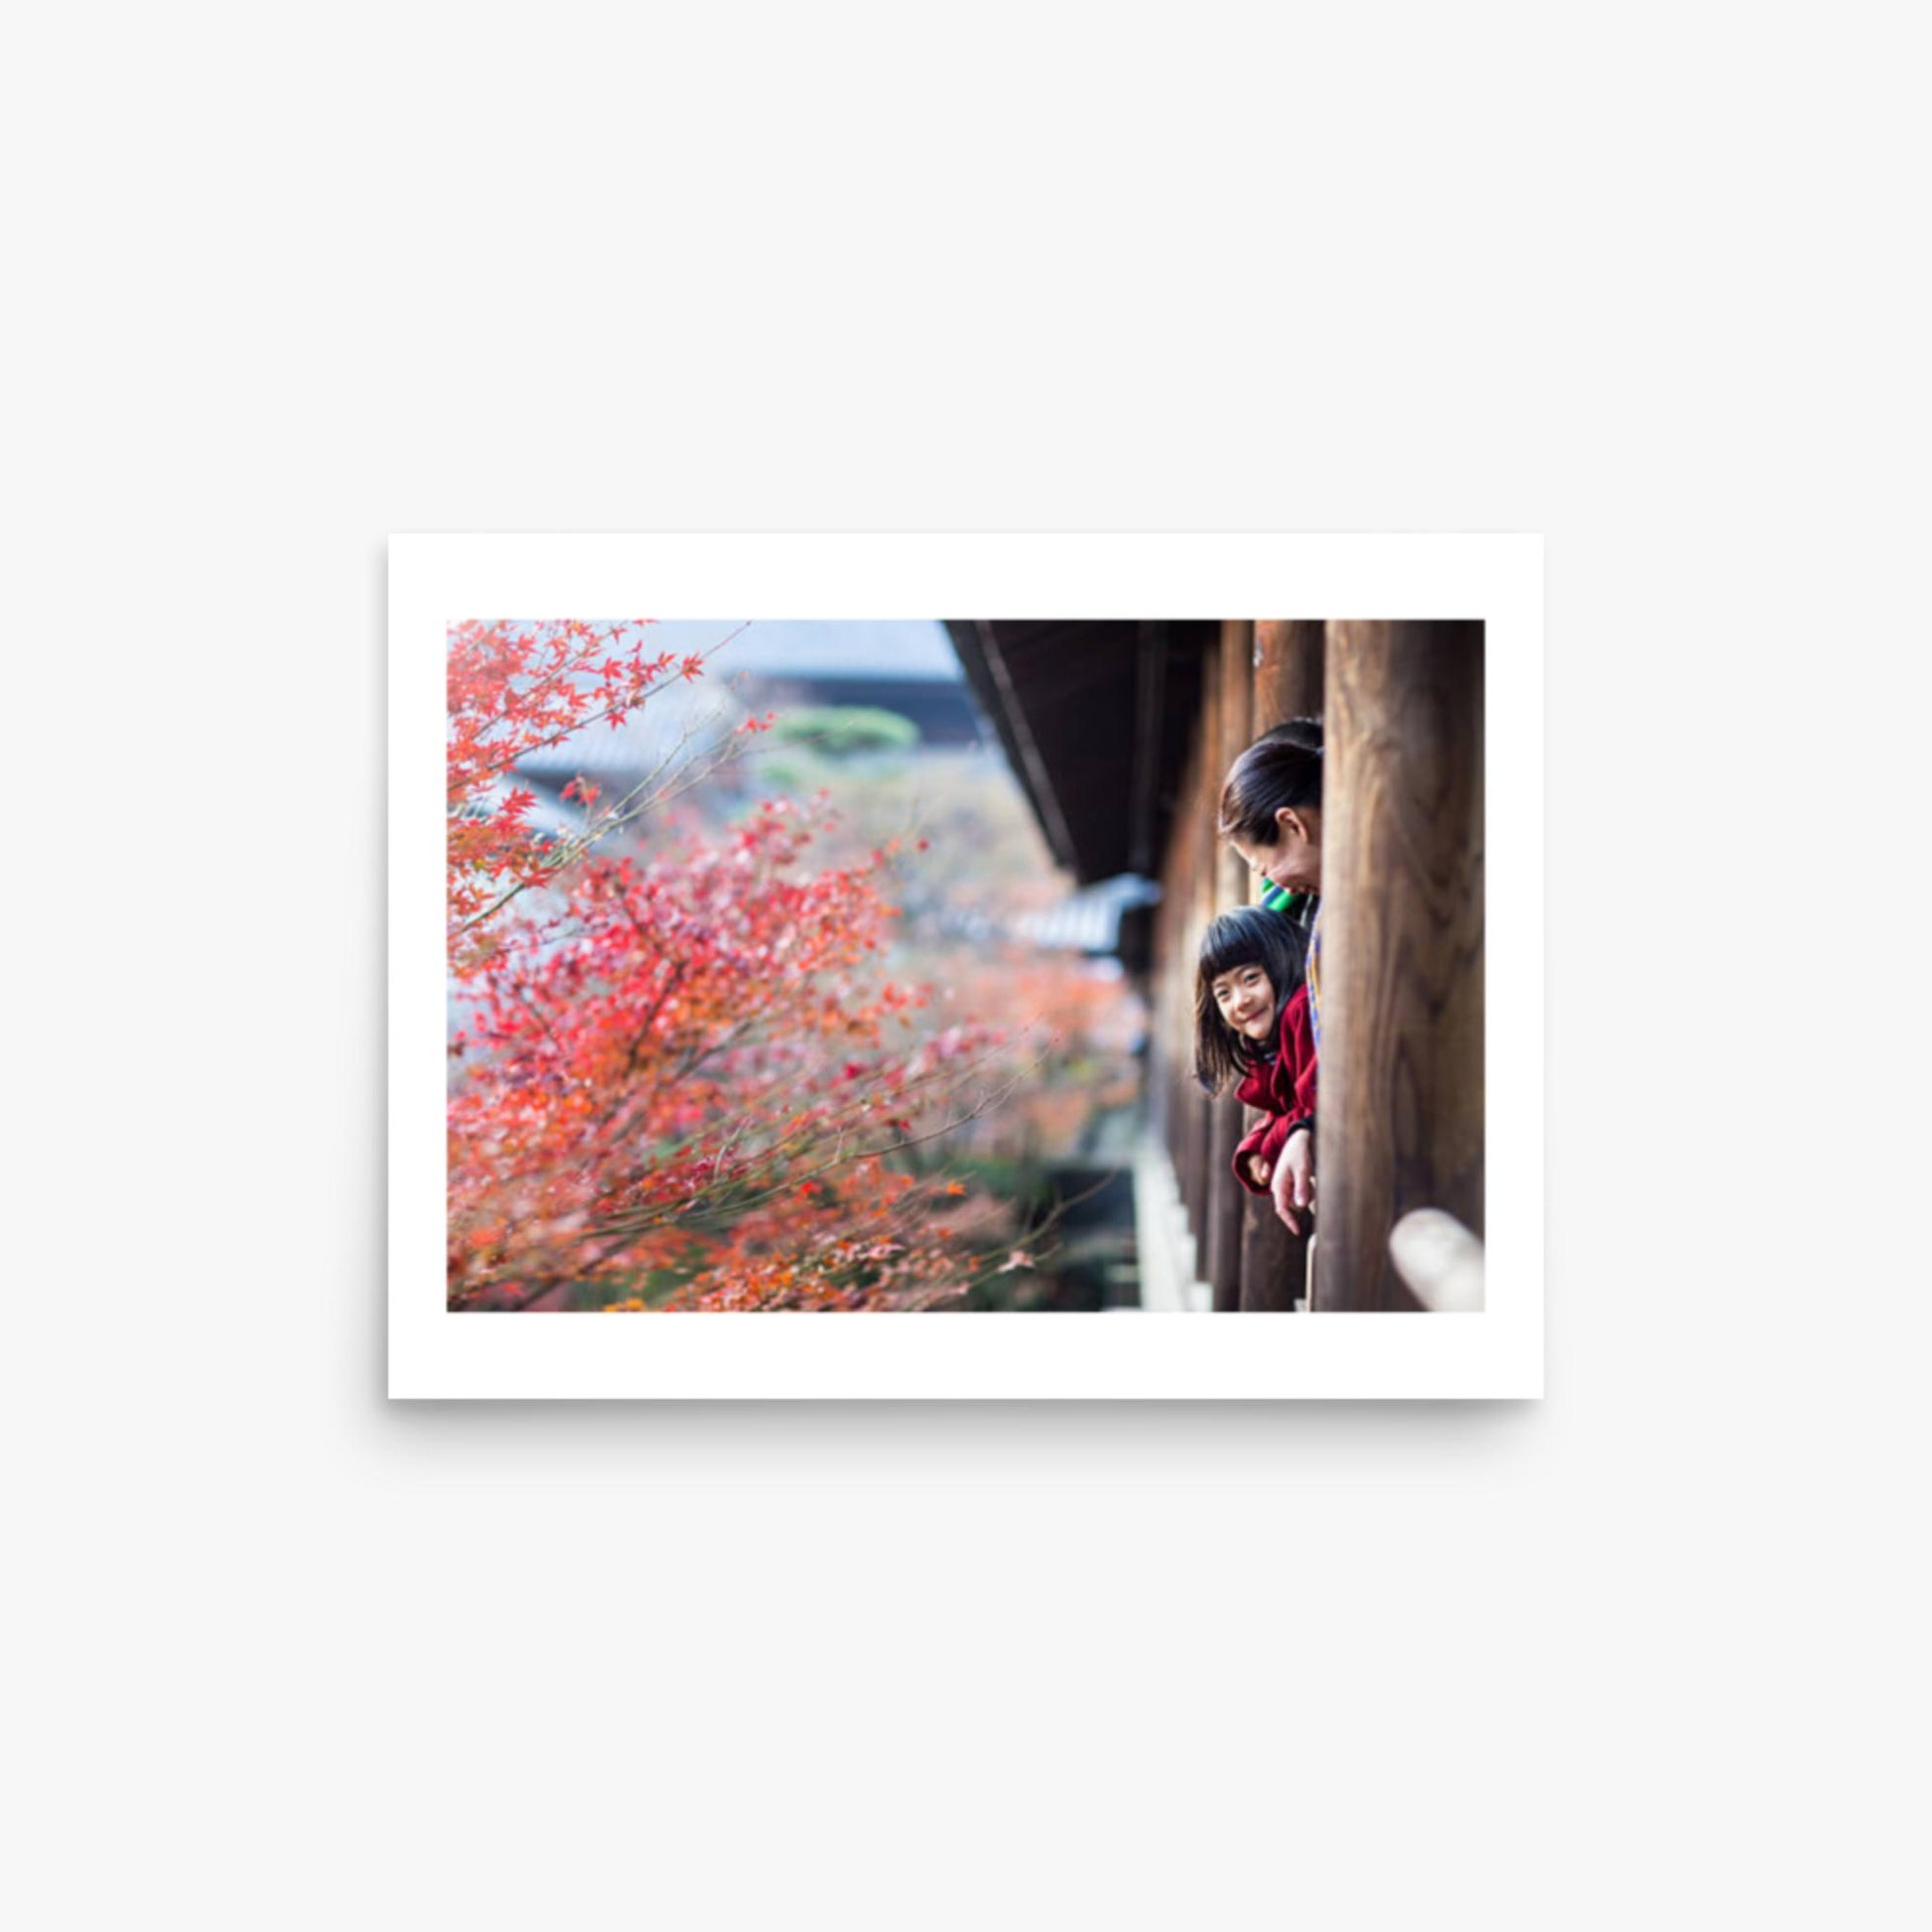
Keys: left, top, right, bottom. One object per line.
{"left": 445, "top": 620, "right": 1011, "bottom": 1314}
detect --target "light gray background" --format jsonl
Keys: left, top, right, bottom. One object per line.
{"left": 9, "top": 3, "right": 1925, "bottom": 1927}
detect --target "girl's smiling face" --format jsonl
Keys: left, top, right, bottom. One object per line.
{"left": 1210, "top": 962, "right": 1277, "bottom": 1043}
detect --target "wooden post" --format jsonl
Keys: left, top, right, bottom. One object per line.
{"left": 1240, "top": 621, "right": 1324, "bottom": 1310}
{"left": 1148, "top": 848, "right": 1175, "bottom": 1151}
{"left": 1313, "top": 621, "right": 1484, "bottom": 1311}
{"left": 1253, "top": 619, "right": 1324, "bottom": 729}
{"left": 1173, "top": 723, "right": 1210, "bottom": 1239}
{"left": 1205, "top": 622, "right": 1253, "bottom": 1311}
{"left": 1186, "top": 652, "right": 1219, "bottom": 1273}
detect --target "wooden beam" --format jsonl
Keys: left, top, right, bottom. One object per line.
{"left": 1206, "top": 622, "right": 1253, "bottom": 1311}
{"left": 1128, "top": 621, "right": 1166, "bottom": 878}
{"left": 1240, "top": 621, "right": 1324, "bottom": 1311}
{"left": 969, "top": 621, "right": 1081, "bottom": 875}
{"left": 1168, "top": 719, "right": 1210, "bottom": 1239}
{"left": 1314, "top": 621, "right": 1484, "bottom": 1311}
{"left": 1254, "top": 619, "right": 1325, "bottom": 727}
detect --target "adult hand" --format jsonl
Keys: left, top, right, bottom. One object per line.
{"left": 1272, "top": 1131, "right": 1314, "bottom": 1233}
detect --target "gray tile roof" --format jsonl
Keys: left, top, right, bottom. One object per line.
{"left": 506, "top": 621, "right": 964, "bottom": 786}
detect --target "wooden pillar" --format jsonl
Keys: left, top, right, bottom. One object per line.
{"left": 1240, "top": 621, "right": 1324, "bottom": 1311}
{"left": 1205, "top": 621, "right": 1253, "bottom": 1311}
{"left": 1148, "top": 845, "right": 1175, "bottom": 1150}
{"left": 1186, "top": 654, "right": 1219, "bottom": 1263}
{"left": 1173, "top": 721, "right": 1209, "bottom": 1238}
{"left": 1253, "top": 620, "right": 1324, "bottom": 728}
{"left": 1313, "top": 621, "right": 1484, "bottom": 1311}
{"left": 1214, "top": 622, "right": 1256, "bottom": 910}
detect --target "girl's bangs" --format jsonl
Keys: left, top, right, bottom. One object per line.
{"left": 1199, "top": 924, "right": 1266, "bottom": 984}
{"left": 1197, "top": 905, "right": 1306, "bottom": 997}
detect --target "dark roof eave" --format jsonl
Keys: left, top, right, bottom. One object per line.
{"left": 947, "top": 620, "right": 1217, "bottom": 887}
{"left": 943, "top": 621, "right": 1084, "bottom": 876}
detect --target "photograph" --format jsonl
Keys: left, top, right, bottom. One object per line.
{"left": 445, "top": 615, "right": 1482, "bottom": 1314}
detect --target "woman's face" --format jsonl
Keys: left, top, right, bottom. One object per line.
{"left": 1229, "top": 805, "right": 1322, "bottom": 895}
{"left": 1210, "top": 962, "right": 1277, "bottom": 1043}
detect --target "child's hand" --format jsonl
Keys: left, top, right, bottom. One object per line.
{"left": 1245, "top": 1154, "right": 1272, "bottom": 1189}
{"left": 1272, "top": 1131, "right": 1315, "bottom": 1234}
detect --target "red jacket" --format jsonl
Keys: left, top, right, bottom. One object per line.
{"left": 1231, "top": 982, "right": 1317, "bottom": 1195}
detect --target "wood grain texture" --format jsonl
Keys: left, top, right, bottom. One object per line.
{"left": 1214, "top": 621, "right": 1255, "bottom": 910}
{"left": 1240, "top": 621, "right": 1324, "bottom": 1309}
{"left": 1206, "top": 623, "right": 1253, "bottom": 1309}
{"left": 1171, "top": 722, "right": 1210, "bottom": 1236}
{"left": 1253, "top": 620, "right": 1325, "bottom": 728}
{"left": 1314, "top": 621, "right": 1484, "bottom": 1312}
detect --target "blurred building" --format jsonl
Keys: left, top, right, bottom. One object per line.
{"left": 709, "top": 620, "right": 987, "bottom": 748}
{"left": 513, "top": 619, "right": 985, "bottom": 801}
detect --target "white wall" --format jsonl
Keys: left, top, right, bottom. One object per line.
{"left": 9, "top": 4, "right": 1924, "bottom": 1927}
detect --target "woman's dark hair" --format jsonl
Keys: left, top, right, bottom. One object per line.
{"left": 1193, "top": 905, "right": 1308, "bottom": 1095}
{"left": 1217, "top": 716, "right": 1323, "bottom": 847}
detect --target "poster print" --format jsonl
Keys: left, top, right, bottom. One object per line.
{"left": 390, "top": 536, "right": 1542, "bottom": 1397}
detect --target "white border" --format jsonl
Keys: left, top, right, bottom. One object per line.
{"left": 390, "top": 535, "right": 1544, "bottom": 1398}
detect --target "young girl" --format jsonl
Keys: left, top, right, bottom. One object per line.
{"left": 1217, "top": 718, "right": 1324, "bottom": 1230}
{"left": 1218, "top": 717, "right": 1323, "bottom": 1005}
{"left": 1193, "top": 905, "right": 1317, "bottom": 1234}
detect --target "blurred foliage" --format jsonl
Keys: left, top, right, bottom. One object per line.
{"left": 766, "top": 705, "right": 921, "bottom": 759}
{"left": 710, "top": 721, "right": 1148, "bottom": 1309}
{"left": 483, "top": 635, "right": 1151, "bottom": 1311}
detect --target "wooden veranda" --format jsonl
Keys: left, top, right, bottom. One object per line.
{"left": 947, "top": 620, "right": 1483, "bottom": 1311}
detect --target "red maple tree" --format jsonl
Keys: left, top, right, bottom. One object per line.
{"left": 446, "top": 621, "right": 1012, "bottom": 1311}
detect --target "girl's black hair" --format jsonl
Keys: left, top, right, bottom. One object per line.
{"left": 1217, "top": 715, "right": 1323, "bottom": 847}
{"left": 1193, "top": 905, "right": 1308, "bottom": 1095}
